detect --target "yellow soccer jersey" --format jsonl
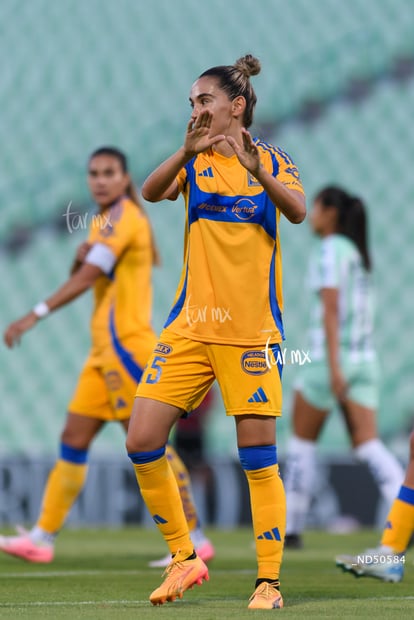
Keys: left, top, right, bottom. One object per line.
{"left": 87, "top": 197, "right": 155, "bottom": 362}
{"left": 164, "top": 141, "right": 304, "bottom": 345}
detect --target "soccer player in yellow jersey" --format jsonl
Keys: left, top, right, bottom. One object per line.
{"left": 126, "top": 54, "right": 306, "bottom": 609}
{"left": 336, "top": 429, "right": 414, "bottom": 582}
{"left": 0, "top": 147, "right": 213, "bottom": 565}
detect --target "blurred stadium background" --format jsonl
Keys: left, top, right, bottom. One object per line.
{"left": 1, "top": 0, "right": 413, "bottom": 528}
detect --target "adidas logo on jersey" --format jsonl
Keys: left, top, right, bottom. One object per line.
{"left": 198, "top": 166, "right": 214, "bottom": 178}
{"left": 248, "top": 387, "right": 269, "bottom": 403}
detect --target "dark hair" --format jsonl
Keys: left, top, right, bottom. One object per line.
{"left": 89, "top": 146, "right": 161, "bottom": 266}
{"left": 315, "top": 185, "right": 372, "bottom": 271}
{"left": 199, "top": 54, "right": 261, "bottom": 128}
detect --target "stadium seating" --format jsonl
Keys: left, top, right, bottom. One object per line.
{"left": 1, "top": 0, "right": 414, "bottom": 456}
{"left": 277, "top": 78, "right": 414, "bottom": 450}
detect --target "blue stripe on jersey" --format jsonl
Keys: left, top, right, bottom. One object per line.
{"left": 257, "top": 140, "right": 295, "bottom": 167}
{"left": 163, "top": 161, "right": 195, "bottom": 328}
{"left": 186, "top": 157, "right": 197, "bottom": 211}
{"left": 269, "top": 247, "right": 285, "bottom": 339}
{"left": 60, "top": 442, "right": 88, "bottom": 464}
{"left": 238, "top": 445, "right": 277, "bottom": 470}
{"left": 109, "top": 308, "right": 144, "bottom": 382}
{"left": 185, "top": 155, "right": 277, "bottom": 239}
{"left": 398, "top": 485, "right": 414, "bottom": 505}
{"left": 256, "top": 142, "right": 280, "bottom": 178}
{"left": 187, "top": 188, "right": 277, "bottom": 239}
{"left": 164, "top": 260, "right": 189, "bottom": 328}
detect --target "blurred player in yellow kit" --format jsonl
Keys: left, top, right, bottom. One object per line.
{"left": 0, "top": 146, "right": 214, "bottom": 565}
{"left": 125, "top": 54, "right": 306, "bottom": 608}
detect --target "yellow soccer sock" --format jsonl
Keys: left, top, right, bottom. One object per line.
{"left": 245, "top": 463, "right": 286, "bottom": 581}
{"left": 165, "top": 443, "right": 199, "bottom": 532}
{"left": 37, "top": 458, "right": 88, "bottom": 534}
{"left": 381, "top": 485, "right": 414, "bottom": 553}
{"left": 130, "top": 448, "right": 193, "bottom": 557}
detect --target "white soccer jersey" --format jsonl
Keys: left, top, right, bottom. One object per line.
{"left": 306, "top": 234, "right": 376, "bottom": 363}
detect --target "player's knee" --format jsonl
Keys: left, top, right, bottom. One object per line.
{"left": 125, "top": 427, "right": 165, "bottom": 454}
{"left": 238, "top": 445, "right": 277, "bottom": 471}
{"left": 125, "top": 434, "right": 138, "bottom": 454}
{"left": 60, "top": 428, "right": 91, "bottom": 451}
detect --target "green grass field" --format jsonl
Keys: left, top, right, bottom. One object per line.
{"left": 0, "top": 528, "right": 413, "bottom": 619}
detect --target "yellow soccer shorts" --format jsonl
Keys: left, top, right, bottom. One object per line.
{"left": 136, "top": 329, "right": 283, "bottom": 416}
{"left": 69, "top": 334, "right": 156, "bottom": 421}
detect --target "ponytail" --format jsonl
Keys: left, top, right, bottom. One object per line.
{"left": 125, "top": 181, "right": 161, "bottom": 267}
{"left": 342, "top": 196, "right": 371, "bottom": 272}
{"left": 315, "top": 186, "right": 372, "bottom": 271}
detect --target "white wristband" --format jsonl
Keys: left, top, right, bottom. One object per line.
{"left": 33, "top": 301, "right": 50, "bottom": 319}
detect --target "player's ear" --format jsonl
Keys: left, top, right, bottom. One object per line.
{"left": 232, "top": 96, "right": 246, "bottom": 119}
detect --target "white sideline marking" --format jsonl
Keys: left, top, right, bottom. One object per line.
{"left": 1, "top": 568, "right": 255, "bottom": 578}
{"left": 366, "top": 596, "right": 414, "bottom": 601}
{"left": 3, "top": 569, "right": 141, "bottom": 578}
{"left": 1, "top": 596, "right": 414, "bottom": 608}
{"left": 0, "top": 600, "right": 148, "bottom": 607}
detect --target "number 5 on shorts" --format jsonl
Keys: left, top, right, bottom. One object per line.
{"left": 145, "top": 355, "right": 166, "bottom": 384}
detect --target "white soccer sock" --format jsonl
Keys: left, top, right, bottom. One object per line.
{"left": 284, "top": 435, "right": 317, "bottom": 535}
{"left": 30, "top": 526, "right": 56, "bottom": 546}
{"left": 353, "top": 439, "right": 404, "bottom": 505}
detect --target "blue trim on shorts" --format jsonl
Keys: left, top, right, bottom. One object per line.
{"left": 128, "top": 446, "right": 166, "bottom": 464}
{"left": 238, "top": 445, "right": 277, "bottom": 471}
{"left": 398, "top": 485, "right": 414, "bottom": 505}
{"left": 109, "top": 307, "right": 144, "bottom": 382}
{"left": 60, "top": 442, "right": 88, "bottom": 464}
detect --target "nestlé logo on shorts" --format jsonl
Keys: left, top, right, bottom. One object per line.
{"left": 241, "top": 350, "right": 269, "bottom": 375}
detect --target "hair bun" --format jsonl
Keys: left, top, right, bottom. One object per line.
{"left": 234, "top": 54, "right": 261, "bottom": 78}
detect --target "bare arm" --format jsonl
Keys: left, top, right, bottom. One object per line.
{"left": 321, "top": 287, "right": 348, "bottom": 402}
{"left": 227, "top": 129, "right": 306, "bottom": 223}
{"left": 141, "top": 147, "right": 191, "bottom": 202}
{"left": 70, "top": 242, "right": 92, "bottom": 275}
{"left": 142, "top": 111, "right": 225, "bottom": 203}
{"left": 254, "top": 170, "right": 306, "bottom": 223}
{"left": 4, "top": 263, "right": 103, "bottom": 348}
